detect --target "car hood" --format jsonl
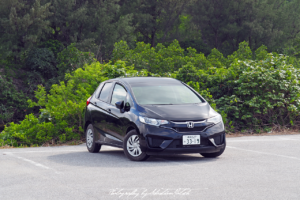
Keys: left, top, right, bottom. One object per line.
{"left": 138, "top": 102, "right": 218, "bottom": 121}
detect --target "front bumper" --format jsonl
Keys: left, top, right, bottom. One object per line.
{"left": 138, "top": 122, "right": 226, "bottom": 155}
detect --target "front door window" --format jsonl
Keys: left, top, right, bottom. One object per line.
{"left": 111, "top": 84, "right": 127, "bottom": 105}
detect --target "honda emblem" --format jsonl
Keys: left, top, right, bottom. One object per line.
{"left": 186, "top": 121, "right": 194, "bottom": 128}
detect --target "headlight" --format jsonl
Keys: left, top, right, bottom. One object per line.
{"left": 139, "top": 116, "right": 169, "bottom": 126}
{"left": 207, "top": 114, "right": 222, "bottom": 124}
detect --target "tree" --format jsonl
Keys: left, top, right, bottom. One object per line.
{"left": 120, "top": 0, "right": 192, "bottom": 47}
{"left": 0, "top": 0, "right": 52, "bottom": 62}
{"left": 190, "top": 0, "right": 300, "bottom": 55}
{"left": 49, "top": 0, "right": 135, "bottom": 61}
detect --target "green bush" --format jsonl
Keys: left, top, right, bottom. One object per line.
{"left": 39, "top": 40, "right": 64, "bottom": 57}
{"left": 0, "top": 76, "right": 27, "bottom": 129}
{"left": 0, "top": 60, "right": 146, "bottom": 146}
{"left": 57, "top": 44, "right": 95, "bottom": 76}
{"left": 111, "top": 40, "right": 214, "bottom": 74}
{"left": 1, "top": 113, "right": 73, "bottom": 146}
{"left": 216, "top": 54, "right": 300, "bottom": 128}
{"left": 25, "top": 48, "right": 57, "bottom": 79}
{"left": 112, "top": 40, "right": 300, "bottom": 130}
{"left": 3, "top": 40, "right": 300, "bottom": 146}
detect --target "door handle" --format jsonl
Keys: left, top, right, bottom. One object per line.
{"left": 107, "top": 108, "right": 111, "bottom": 112}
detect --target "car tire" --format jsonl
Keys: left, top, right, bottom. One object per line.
{"left": 200, "top": 141, "right": 226, "bottom": 158}
{"left": 86, "top": 124, "right": 101, "bottom": 153}
{"left": 123, "top": 130, "right": 149, "bottom": 161}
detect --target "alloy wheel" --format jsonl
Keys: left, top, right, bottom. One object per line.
{"left": 127, "top": 135, "right": 142, "bottom": 157}
{"left": 86, "top": 129, "right": 93, "bottom": 148}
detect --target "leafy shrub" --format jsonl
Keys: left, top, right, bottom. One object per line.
{"left": 39, "top": 40, "right": 64, "bottom": 57}
{"left": 0, "top": 76, "right": 27, "bottom": 129}
{"left": 57, "top": 44, "right": 95, "bottom": 76}
{"left": 60, "top": 41, "right": 300, "bottom": 132}
{"left": 111, "top": 40, "right": 214, "bottom": 74}
{"left": 25, "top": 48, "right": 57, "bottom": 79}
{"left": 216, "top": 54, "right": 300, "bottom": 128}
{"left": 179, "top": 39, "right": 211, "bottom": 56}
{"left": 1, "top": 114, "right": 73, "bottom": 146}
{"left": 175, "top": 45, "right": 300, "bottom": 129}
{"left": 0, "top": 60, "right": 146, "bottom": 146}
{"left": 3, "top": 40, "right": 300, "bottom": 146}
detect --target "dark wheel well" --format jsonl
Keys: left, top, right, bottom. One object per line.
{"left": 84, "top": 121, "right": 92, "bottom": 133}
{"left": 126, "top": 126, "right": 143, "bottom": 139}
{"left": 126, "top": 127, "right": 135, "bottom": 135}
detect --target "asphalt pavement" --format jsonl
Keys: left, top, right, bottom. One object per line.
{"left": 1, "top": 134, "right": 300, "bottom": 200}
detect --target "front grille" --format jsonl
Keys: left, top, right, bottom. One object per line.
{"left": 175, "top": 126, "right": 207, "bottom": 132}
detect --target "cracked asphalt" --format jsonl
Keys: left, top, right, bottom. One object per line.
{"left": 1, "top": 134, "right": 300, "bottom": 200}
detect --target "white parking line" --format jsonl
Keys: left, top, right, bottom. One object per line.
{"left": 228, "top": 138, "right": 300, "bottom": 142}
{"left": 227, "top": 146, "right": 300, "bottom": 161}
{"left": 5, "top": 152, "right": 62, "bottom": 174}
{"left": 228, "top": 139, "right": 283, "bottom": 142}
{"left": 3, "top": 150, "right": 83, "bottom": 154}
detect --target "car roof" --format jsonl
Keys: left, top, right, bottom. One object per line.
{"left": 114, "top": 77, "right": 182, "bottom": 86}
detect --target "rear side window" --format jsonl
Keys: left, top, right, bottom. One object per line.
{"left": 99, "top": 82, "right": 113, "bottom": 102}
{"left": 93, "top": 83, "right": 104, "bottom": 98}
{"left": 111, "top": 84, "right": 127, "bottom": 105}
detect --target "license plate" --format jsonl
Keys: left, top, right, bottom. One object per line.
{"left": 182, "top": 135, "right": 200, "bottom": 145}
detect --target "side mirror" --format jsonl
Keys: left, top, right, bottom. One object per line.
{"left": 124, "top": 102, "right": 131, "bottom": 111}
{"left": 115, "top": 101, "right": 124, "bottom": 110}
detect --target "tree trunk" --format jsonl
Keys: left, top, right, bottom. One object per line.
{"left": 151, "top": 31, "right": 156, "bottom": 47}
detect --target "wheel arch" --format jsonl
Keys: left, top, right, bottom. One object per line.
{"left": 84, "top": 120, "right": 92, "bottom": 133}
{"left": 126, "top": 123, "right": 141, "bottom": 135}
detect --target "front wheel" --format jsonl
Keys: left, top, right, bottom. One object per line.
{"left": 123, "top": 130, "right": 149, "bottom": 161}
{"left": 86, "top": 124, "right": 101, "bottom": 153}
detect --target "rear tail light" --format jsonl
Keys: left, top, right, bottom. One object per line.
{"left": 87, "top": 96, "right": 91, "bottom": 106}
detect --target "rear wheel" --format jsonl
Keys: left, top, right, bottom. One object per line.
{"left": 123, "top": 130, "right": 149, "bottom": 161}
{"left": 200, "top": 141, "right": 226, "bottom": 158}
{"left": 86, "top": 124, "right": 101, "bottom": 153}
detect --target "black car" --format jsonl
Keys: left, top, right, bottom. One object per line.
{"left": 83, "top": 77, "right": 226, "bottom": 161}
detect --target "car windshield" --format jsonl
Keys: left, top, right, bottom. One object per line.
{"left": 131, "top": 84, "right": 203, "bottom": 105}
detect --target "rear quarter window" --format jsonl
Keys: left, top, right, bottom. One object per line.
{"left": 93, "top": 83, "right": 104, "bottom": 99}
{"left": 99, "top": 82, "right": 113, "bottom": 102}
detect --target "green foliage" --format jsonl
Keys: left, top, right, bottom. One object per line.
{"left": 0, "top": 0, "right": 52, "bottom": 61}
{"left": 0, "top": 76, "right": 27, "bottom": 129}
{"left": 49, "top": 0, "right": 135, "bottom": 59}
{"left": 120, "top": 0, "right": 192, "bottom": 47}
{"left": 227, "top": 42, "right": 253, "bottom": 63}
{"left": 39, "top": 40, "right": 64, "bottom": 57}
{"left": 25, "top": 48, "right": 57, "bottom": 79}
{"left": 2, "top": 0, "right": 300, "bottom": 146}
{"left": 0, "top": 114, "right": 74, "bottom": 146}
{"left": 1, "top": 60, "right": 145, "bottom": 146}
{"left": 216, "top": 54, "right": 300, "bottom": 128}
{"left": 189, "top": 0, "right": 300, "bottom": 55}
{"left": 57, "top": 44, "right": 95, "bottom": 76}
{"left": 111, "top": 40, "right": 300, "bottom": 131}
{"left": 112, "top": 40, "right": 213, "bottom": 74}
{"left": 186, "top": 81, "right": 216, "bottom": 109}
{"left": 4, "top": 39, "right": 300, "bottom": 146}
